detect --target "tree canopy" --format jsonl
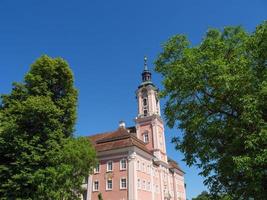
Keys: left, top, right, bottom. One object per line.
{"left": 155, "top": 21, "right": 267, "bottom": 199}
{"left": 0, "top": 55, "right": 97, "bottom": 199}
{"left": 192, "top": 191, "right": 232, "bottom": 200}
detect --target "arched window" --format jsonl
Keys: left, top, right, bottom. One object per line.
{"left": 143, "top": 98, "right": 147, "bottom": 106}
{"left": 144, "top": 109, "right": 148, "bottom": 116}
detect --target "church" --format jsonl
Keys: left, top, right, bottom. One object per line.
{"left": 84, "top": 58, "right": 186, "bottom": 200}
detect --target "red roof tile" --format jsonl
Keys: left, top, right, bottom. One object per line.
{"left": 87, "top": 127, "right": 152, "bottom": 155}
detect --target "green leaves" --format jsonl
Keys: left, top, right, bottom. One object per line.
{"left": 155, "top": 21, "right": 267, "bottom": 199}
{"left": 0, "top": 55, "right": 96, "bottom": 199}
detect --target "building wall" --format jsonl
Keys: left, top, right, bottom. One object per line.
{"left": 91, "top": 156, "right": 128, "bottom": 200}
{"left": 87, "top": 149, "right": 186, "bottom": 200}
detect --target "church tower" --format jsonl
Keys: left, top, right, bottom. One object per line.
{"left": 135, "top": 57, "right": 167, "bottom": 163}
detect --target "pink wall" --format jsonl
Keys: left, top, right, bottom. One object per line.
{"left": 91, "top": 157, "right": 128, "bottom": 200}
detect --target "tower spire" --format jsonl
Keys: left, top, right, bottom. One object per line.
{"left": 142, "top": 56, "right": 151, "bottom": 82}
{"left": 144, "top": 56, "right": 148, "bottom": 71}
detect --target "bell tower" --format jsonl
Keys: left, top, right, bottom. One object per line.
{"left": 135, "top": 57, "right": 167, "bottom": 163}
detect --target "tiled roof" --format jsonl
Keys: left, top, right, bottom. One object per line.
{"left": 168, "top": 157, "right": 184, "bottom": 173}
{"left": 88, "top": 127, "right": 152, "bottom": 155}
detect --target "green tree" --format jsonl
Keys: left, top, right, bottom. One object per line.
{"left": 192, "top": 191, "right": 232, "bottom": 200}
{"left": 155, "top": 21, "right": 267, "bottom": 199}
{"left": 98, "top": 193, "right": 103, "bottom": 200}
{"left": 192, "top": 191, "right": 211, "bottom": 200}
{"left": 0, "top": 55, "right": 97, "bottom": 199}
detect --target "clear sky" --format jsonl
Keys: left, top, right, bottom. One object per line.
{"left": 0, "top": 0, "right": 266, "bottom": 199}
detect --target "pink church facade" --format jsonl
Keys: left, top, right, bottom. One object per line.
{"left": 84, "top": 58, "right": 186, "bottom": 200}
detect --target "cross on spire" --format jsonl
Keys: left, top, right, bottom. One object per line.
{"left": 144, "top": 56, "right": 148, "bottom": 71}
{"left": 141, "top": 56, "right": 152, "bottom": 82}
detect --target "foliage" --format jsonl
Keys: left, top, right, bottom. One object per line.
{"left": 98, "top": 192, "right": 103, "bottom": 200}
{"left": 192, "top": 191, "right": 232, "bottom": 200}
{"left": 155, "top": 21, "right": 267, "bottom": 199}
{"left": 0, "top": 55, "right": 97, "bottom": 199}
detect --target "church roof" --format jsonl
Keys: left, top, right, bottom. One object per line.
{"left": 168, "top": 157, "right": 185, "bottom": 174}
{"left": 87, "top": 127, "right": 152, "bottom": 155}
{"left": 87, "top": 127, "right": 184, "bottom": 174}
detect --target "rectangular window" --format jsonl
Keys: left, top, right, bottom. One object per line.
{"left": 143, "top": 98, "right": 147, "bottom": 106}
{"left": 120, "top": 159, "right": 127, "bottom": 170}
{"left": 142, "top": 180, "right": 146, "bottom": 190}
{"left": 106, "top": 179, "right": 112, "bottom": 190}
{"left": 94, "top": 163, "right": 100, "bottom": 173}
{"left": 137, "top": 160, "right": 140, "bottom": 170}
{"left": 143, "top": 133, "right": 149, "bottom": 143}
{"left": 120, "top": 178, "right": 127, "bottom": 189}
{"left": 146, "top": 181, "right": 151, "bottom": 191}
{"left": 93, "top": 180, "right": 99, "bottom": 191}
{"left": 144, "top": 109, "right": 148, "bottom": 116}
{"left": 137, "top": 178, "right": 141, "bottom": 189}
{"left": 142, "top": 163, "right": 145, "bottom": 172}
{"left": 107, "top": 161, "right": 113, "bottom": 172}
{"left": 147, "top": 165, "right": 150, "bottom": 174}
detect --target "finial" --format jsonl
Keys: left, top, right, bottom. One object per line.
{"left": 144, "top": 56, "right": 148, "bottom": 71}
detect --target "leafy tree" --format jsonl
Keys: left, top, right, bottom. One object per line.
{"left": 192, "top": 191, "right": 211, "bottom": 200}
{"left": 192, "top": 191, "right": 232, "bottom": 200}
{"left": 155, "top": 21, "right": 267, "bottom": 199}
{"left": 0, "top": 55, "right": 97, "bottom": 199}
{"left": 98, "top": 193, "right": 103, "bottom": 200}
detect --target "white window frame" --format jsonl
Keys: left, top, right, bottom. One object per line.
{"left": 107, "top": 161, "right": 113, "bottom": 172}
{"left": 120, "top": 177, "right": 127, "bottom": 189}
{"left": 93, "top": 180, "right": 99, "bottom": 191}
{"left": 146, "top": 181, "right": 151, "bottom": 191}
{"left": 147, "top": 165, "right": 150, "bottom": 174}
{"left": 144, "top": 109, "right": 148, "bottom": 116}
{"left": 143, "top": 97, "right": 148, "bottom": 106}
{"left": 143, "top": 133, "right": 149, "bottom": 143}
{"left": 142, "top": 163, "right": 145, "bottom": 172}
{"left": 142, "top": 180, "right": 146, "bottom": 190}
{"left": 120, "top": 158, "right": 127, "bottom": 170}
{"left": 106, "top": 179, "right": 113, "bottom": 190}
{"left": 94, "top": 163, "right": 100, "bottom": 173}
{"left": 137, "top": 160, "right": 140, "bottom": 170}
{"left": 137, "top": 178, "right": 141, "bottom": 189}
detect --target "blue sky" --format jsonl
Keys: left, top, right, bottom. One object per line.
{"left": 0, "top": 0, "right": 266, "bottom": 199}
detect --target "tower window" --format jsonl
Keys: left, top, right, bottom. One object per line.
{"left": 143, "top": 133, "right": 149, "bottom": 143}
{"left": 143, "top": 98, "right": 147, "bottom": 106}
{"left": 144, "top": 109, "right": 148, "bottom": 116}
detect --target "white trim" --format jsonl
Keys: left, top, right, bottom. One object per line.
{"left": 120, "top": 177, "right": 127, "bottom": 190}
{"left": 137, "top": 178, "right": 141, "bottom": 189}
{"left": 120, "top": 158, "right": 127, "bottom": 170}
{"left": 106, "top": 179, "right": 113, "bottom": 191}
{"left": 142, "top": 180, "right": 146, "bottom": 190}
{"left": 106, "top": 160, "right": 113, "bottom": 172}
{"left": 143, "top": 132, "right": 149, "bottom": 143}
{"left": 92, "top": 180, "right": 99, "bottom": 192}
{"left": 146, "top": 181, "right": 151, "bottom": 191}
{"left": 87, "top": 175, "right": 92, "bottom": 200}
{"left": 94, "top": 163, "right": 100, "bottom": 174}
